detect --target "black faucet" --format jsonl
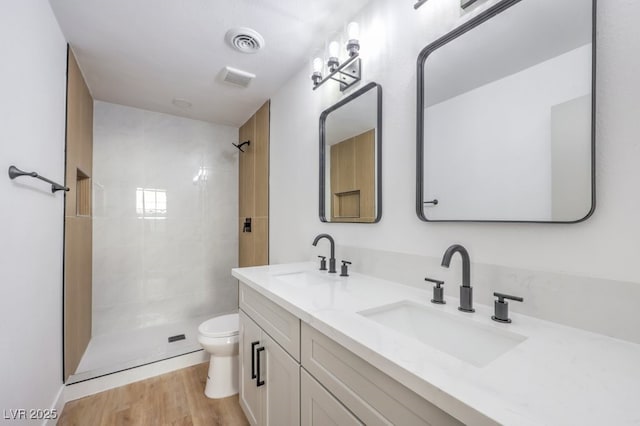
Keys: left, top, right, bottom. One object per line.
{"left": 312, "top": 234, "right": 336, "bottom": 273}
{"left": 441, "top": 244, "right": 474, "bottom": 312}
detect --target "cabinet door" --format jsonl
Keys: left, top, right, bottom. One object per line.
{"left": 262, "top": 332, "right": 300, "bottom": 426}
{"left": 239, "top": 311, "right": 262, "bottom": 425}
{"left": 301, "top": 368, "right": 362, "bottom": 426}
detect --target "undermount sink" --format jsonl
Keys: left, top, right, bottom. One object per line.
{"left": 359, "top": 300, "right": 527, "bottom": 367}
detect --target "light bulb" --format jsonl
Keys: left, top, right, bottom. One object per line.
{"left": 347, "top": 22, "right": 360, "bottom": 40}
{"left": 346, "top": 22, "right": 361, "bottom": 57}
{"left": 329, "top": 41, "right": 340, "bottom": 58}
{"left": 327, "top": 41, "right": 340, "bottom": 72}
{"left": 311, "top": 57, "right": 324, "bottom": 87}
{"left": 313, "top": 57, "right": 323, "bottom": 73}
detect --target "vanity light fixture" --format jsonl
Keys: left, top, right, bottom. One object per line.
{"left": 310, "top": 22, "right": 362, "bottom": 91}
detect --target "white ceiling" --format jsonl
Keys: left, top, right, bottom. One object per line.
{"left": 50, "top": 0, "right": 372, "bottom": 126}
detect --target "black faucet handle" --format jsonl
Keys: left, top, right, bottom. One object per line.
{"left": 317, "top": 256, "right": 327, "bottom": 271}
{"left": 426, "top": 277, "right": 445, "bottom": 304}
{"left": 494, "top": 292, "right": 524, "bottom": 303}
{"left": 340, "top": 260, "right": 351, "bottom": 277}
{"left": 424, "top": 277, "right": 444, "bottom": 287}
{"left": 492, "top": 292, "right": 523, "bottom": 323}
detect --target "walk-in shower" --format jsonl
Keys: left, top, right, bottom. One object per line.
{"left": 66, "top": 101, "right": 238, "bottom": 383}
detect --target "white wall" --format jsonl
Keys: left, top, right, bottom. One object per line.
{"left": 92, "top": 102, "right": 238, "bottom": 336}
{"left": 0, "top": 1, "right": 67, "bottom": 422}
{"left": 270, "top": 1, "right": 640, "bottom": 338}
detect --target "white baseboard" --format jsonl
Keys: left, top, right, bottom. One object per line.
{"left": 63, "top": 350, "right": 208, "bottom": 403}
{"left": 43, "top": 385, "right": 65, "bottom": 426}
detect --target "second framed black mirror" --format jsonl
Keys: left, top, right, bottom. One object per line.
{"left": 417, "top": 0, "right": 596, "bottom": 223}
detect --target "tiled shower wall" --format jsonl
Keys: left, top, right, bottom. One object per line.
{"left": 92, "top": 101, "right": 238, "bottom": 336}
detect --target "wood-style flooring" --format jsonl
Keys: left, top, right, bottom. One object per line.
{"left": 58, "top": 363, "right": 249, "bottom": 426}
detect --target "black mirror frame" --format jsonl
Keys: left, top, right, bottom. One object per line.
{"left": 319, "top": 82, "right": 383, "bottom": 223}
{"left": 416, "top": 0, "right": 596, "bottom": 223}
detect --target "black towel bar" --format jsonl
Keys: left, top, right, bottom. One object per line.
{"left": 8, "top": 165, "right": 69, "bottom": 193}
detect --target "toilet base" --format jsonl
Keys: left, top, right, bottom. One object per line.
{"left": 204, "top": 354, "right": 239, "bottom": 399}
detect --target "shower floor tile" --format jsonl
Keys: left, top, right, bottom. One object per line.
{"left": 69, "top": 314, "right": 212, "bottom": 383}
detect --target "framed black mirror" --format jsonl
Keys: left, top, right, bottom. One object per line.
{"left": 320, "top": 82, "right": 382, "bottom": 223}
{"left": 417, "top": 0, "right": 595, "bottom": 222}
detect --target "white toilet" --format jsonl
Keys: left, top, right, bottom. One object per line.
{"left": 197, "top": 312, "right": 239, "bottom": 399}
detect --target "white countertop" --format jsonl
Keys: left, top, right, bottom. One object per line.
{"left": 232, "top": 262, "right": 640, "bottom": 426}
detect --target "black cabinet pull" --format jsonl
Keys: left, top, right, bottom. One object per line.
{"left": 250, "top": 341, "right": 259, "bottom": 379}
{"left": 256, "top": 347, "right": 265, "bottom": 387}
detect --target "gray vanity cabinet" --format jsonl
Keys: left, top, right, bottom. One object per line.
{"left": 239, "top": 311, "right": 262, "bottom": 425}
{"left": 238, "top": 282, "right": 463, "bottom": 426}
{"left": 300, "top": 368, "right": 363, "bottom": 425}
{"left": 239, "top": 283, "right": 300, "bottom": 359}
{"left": 301, "top": 323, "right": 463, "bottom": 426}
{"left": 239, "top": 285, "right": 301, "bottom": 426}
{"left": 261, "top": 330, "right": 300, "bottom": 425}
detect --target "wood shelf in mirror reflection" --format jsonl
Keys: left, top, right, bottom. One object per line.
{"left": 330, "top": 130, "right": 374, "bottom": 222}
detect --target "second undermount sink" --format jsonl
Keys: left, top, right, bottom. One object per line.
{"left": 359, "top": 300, "right": 527, "bottom": 367}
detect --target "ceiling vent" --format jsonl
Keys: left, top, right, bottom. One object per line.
{"left": 225, "top": 27, "right": 265, "bottom": 54}
{"left": 221, "top": 66, "right": 256, "bottom": 88}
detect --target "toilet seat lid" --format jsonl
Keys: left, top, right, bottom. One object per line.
{"left": 199, "top": 313, "right": 239, "bottom": 338}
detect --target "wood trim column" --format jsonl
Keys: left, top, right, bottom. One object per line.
{"left": 63, "top": 47, "right": 93, "bottom": 381}
{"left": 239, "top": 101, "right": 269, "bottom": 267}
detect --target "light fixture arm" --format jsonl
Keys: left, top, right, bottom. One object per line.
{"left": 312, "top": 54, "right": 361, "bottom": 92}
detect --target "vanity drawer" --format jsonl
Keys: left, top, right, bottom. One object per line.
{"left": 301, "top": 323, "right": 463, "bottom": 426}
{"left": 239, "top": 282, "right": 300, "bottom": 361}
{"left": 301, "top": 368, "right": 363, "bottom": 426}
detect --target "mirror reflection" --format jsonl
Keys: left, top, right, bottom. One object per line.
{"left": 418, "top": 0, "right": 594, "bottom": 222}
{"left": 320, "top": 82, "right": 382, "bottom": 223}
